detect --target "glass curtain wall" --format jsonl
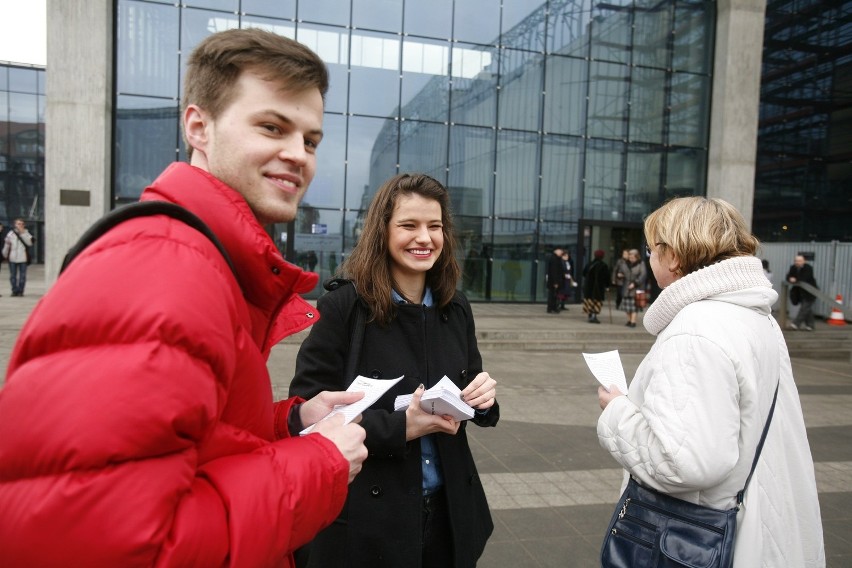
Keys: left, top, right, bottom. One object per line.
{"left": 0, "top": 63, "right": 45, "bottom": 263}
{"left": 114, "top": 0, "right": 714, "bottom": 301}
{"left": 754, "top": 0, "right": 852, "bottom": 242}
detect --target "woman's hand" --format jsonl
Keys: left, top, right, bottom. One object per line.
{"left": 405, "top": 385, "right": 461, "bottom": 441}
{"left": 598, "top": 385, "right": 625, "bottom": 410}
{"left": 461, "top": 371, "right": 496, "bottom": 411}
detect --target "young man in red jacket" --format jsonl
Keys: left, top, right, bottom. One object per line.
{"left": 0, "top": 28, "right": 367, "bottom": 567}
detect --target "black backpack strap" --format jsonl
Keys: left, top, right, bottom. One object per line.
{"left": 60, "top": 201, "right": 238, "bottom": 281}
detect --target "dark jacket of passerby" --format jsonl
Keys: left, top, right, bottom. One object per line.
{"left": 583, "top": 256, "right": 610, "bottom": 303}
{"left": 786, "top": 261, "right": 817, "bottom": 305}
{"left": 547, "top": 250, "right": 568, "bottom": 290}
{"left": 546, "top": 249, "right": 568, "bottom": 312}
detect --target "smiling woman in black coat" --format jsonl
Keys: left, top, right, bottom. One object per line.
{"left": 289, "top": 173, "right": 499, "bottom": 568}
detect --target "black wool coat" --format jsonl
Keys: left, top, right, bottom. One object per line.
{"left": 289, "top": 281, "right": 499, "bottom": 568}
{"left": 582, "top": 259, "right": 610, "bottom": 301}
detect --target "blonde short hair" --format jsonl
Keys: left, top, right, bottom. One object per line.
{"left": 644, "top": 197, "right": 759, "bottom": 276}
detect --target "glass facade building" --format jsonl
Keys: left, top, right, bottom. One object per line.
{"left": 753, "top": 0, "right": 852, "bottom": 243}
{"left": 0, "top": 63, "right": 45, "bottom": 262}
{"left": 114, "top": 0, "right": 716, "bottom": 300}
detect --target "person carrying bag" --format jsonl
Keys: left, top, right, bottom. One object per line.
{"left": 596, "top": 197, "right": 824, "bottom": 567}
{"left": 601, "top": 382, "right": 778, "bottom": 567}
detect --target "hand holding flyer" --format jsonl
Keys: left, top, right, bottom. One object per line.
{"left": 582, "top": 350, "right": 629, "bottom": 393}
{"left": 394, "top": 376, "right": 475, "bottom": 421}
{"left": 301, "top": 375, "right": 404, "bottom": 435}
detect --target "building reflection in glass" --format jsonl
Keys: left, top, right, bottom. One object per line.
{"left": 114, "top": 0, "right": 714, "bottom": 300}
{"left": 0, "top": 63, "right": 45, "bottom": 263}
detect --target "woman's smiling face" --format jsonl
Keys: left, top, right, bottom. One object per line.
{"left": 387, "top": 193, "right": 444, "bottom": 284}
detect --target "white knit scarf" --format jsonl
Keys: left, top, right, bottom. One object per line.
{"left": 643, "top": 256, "right": 773, "bottom": 336}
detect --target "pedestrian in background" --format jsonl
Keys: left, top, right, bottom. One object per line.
{"left": 546, "top": 246, "right": 567, "bottom": 314}
{"left": 762, "top": 258, "right": 773, "bottom": 281}
{"left": 289, "top": 173, "right": 499, "bottom": 568}
{"left": 786, "top": 255, "right": 818, "bottom": 331}
{"left": 582, "top": 249, "right": 609, "bottom": 324}
{"left": 598, "top": 196, "right": 824, "bottom": 567}
{"left": 558, "top": 250, "right": 575, "bottom": 310}
{"left": 611, "top": 249, "right": 629, "bottom": 309}
{"left": 2, "top": 218, "right": 33, "bottom": 297}
{"left": 619, "top": 248, "right": 647, "bottom": 328}
{"left": 0, "top": 221, "right": 4, "bottom": 297}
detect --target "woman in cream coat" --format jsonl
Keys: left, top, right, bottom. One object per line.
{"left": 597, "top": 197, "right": 824, "bottom": 567}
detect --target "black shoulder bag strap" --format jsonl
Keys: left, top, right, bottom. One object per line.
{"left": 346, "top": 300, "right": 367, "bottom": 382}
{"left": 324, "top": 278, "right": 367, "bottom": 383}
{"left": 14, "top": 230, "right": 31, "bottom": 248}
{"left": 736, "top": 379, "right": 780, "bottom": 506}
{"left": 60, "top": 201, "right": 238, "bottom": 282}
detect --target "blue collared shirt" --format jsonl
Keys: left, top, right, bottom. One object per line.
{"left": 391, "top": 288, "right": 444, "bottom": 495}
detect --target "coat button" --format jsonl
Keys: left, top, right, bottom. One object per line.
{"left": 370, "top": 485, "right": 383, "bottom": 497}
{"left": 271, "top": 266, "right": 280, "bottom": 275}
{"left": 370, "top": 369, "right": 382, "bottom": 379}
{"left": 441, "top": 313, "right": 449, "bottom": 322}
{"left": 460, "top": 370, "right": 468, "bottom": 379}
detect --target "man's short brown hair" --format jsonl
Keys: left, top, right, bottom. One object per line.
{"left": 182, "top": 28, "right": 329, "bottom": 149}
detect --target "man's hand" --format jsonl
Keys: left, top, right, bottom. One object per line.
{"left": 299, "top": 390, "right": 365, "bottom": 427}
{"left": 405, "top": 385, "right": 460, "bottom": 441}
{"left": 461, "top": 371, "right": 496, "bottom": 411}
{"left": 598, "top": 385, "right": 625, "bottom": 410}
{"left": 311, "top": 414, "right": 367, "bottom": 483}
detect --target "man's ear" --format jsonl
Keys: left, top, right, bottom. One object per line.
{"left": 183, "top": 104, "right": 209, "bottom": 157}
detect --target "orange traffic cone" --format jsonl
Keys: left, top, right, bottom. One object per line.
{"left": 827, "top": 294, "right": 847, "bottom": 326}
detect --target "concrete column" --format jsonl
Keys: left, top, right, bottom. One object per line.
{"left": 44, "top": 0, "right": 113, "bottom": 284}
{"left": 706, "top": 0, "right": 766, "bottom": 229}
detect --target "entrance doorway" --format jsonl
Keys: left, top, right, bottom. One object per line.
{"left": 577, "top": 220, "right": 645, "bottom": 288}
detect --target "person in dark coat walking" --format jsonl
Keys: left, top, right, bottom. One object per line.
{"left": 583, "top": 249, "right": 609, "bottom": 323}
{"left": 558, "top": 250, "right": 576, "bottom": 310}
{"left": 289, "top": 173, "right": 499, "bottom": 568}
{"left": 786, "top": 254, "right": 818, "bottom": 331}
{"left": 611, "top": 249, "right": 629, "bottom": 309}
{"left": 546, "top": 246, "right": 567, "bottom": 313}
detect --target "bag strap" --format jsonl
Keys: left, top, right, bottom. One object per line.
{"left": 323, "top": 278, "right": 367, "bottom": 382}
{"left": 14, "top": 230, "right": 31, "bottom": 248}
{"left": 346, "top": 300, "right": 367, "bottom": 382}
{"left": 60, "top": 201, "right": 238, "bottom": 282}
{"left": 736, "top": 379, "right": 780, "bottom": 505}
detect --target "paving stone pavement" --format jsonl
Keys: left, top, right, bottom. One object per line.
{"left": 3, "top": 266, "right": 851, "bottom": 567}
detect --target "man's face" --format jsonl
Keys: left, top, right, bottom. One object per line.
{"left": 187, "top": 71, "right": 324, "bottom": 225}
{"left": 794, "top": 255, "right": 805, "bottom": 267}
{"left": 14, "top": 220, "right": 24, "bottom": 231}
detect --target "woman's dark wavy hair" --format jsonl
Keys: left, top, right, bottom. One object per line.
{"left": 339, "top": 173, "right": 461, "bottom": 325}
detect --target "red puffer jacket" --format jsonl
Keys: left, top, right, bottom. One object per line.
{"left": 0, "top": 163, "right": 348, "bottom": 567}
